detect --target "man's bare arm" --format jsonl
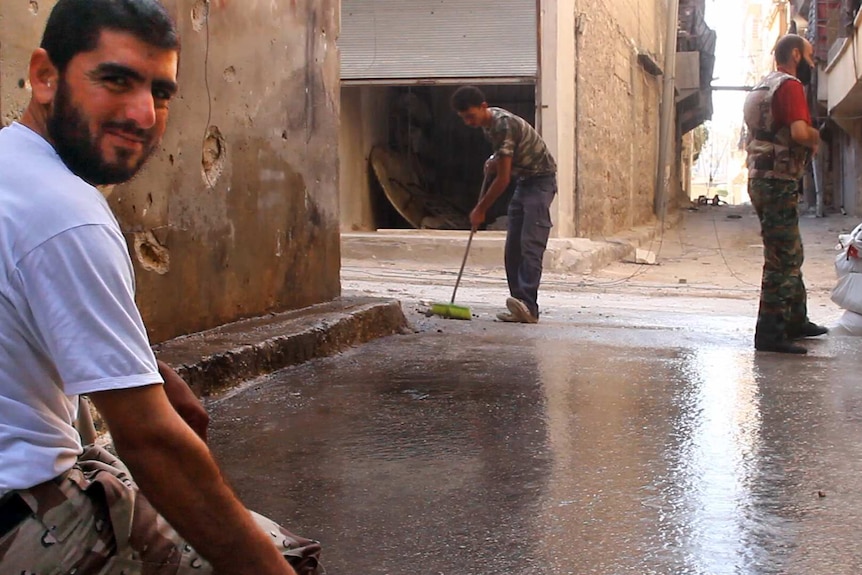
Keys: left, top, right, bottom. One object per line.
{"left": 470, "top": 155, "right": 512, "bottom": 229}
{"left": 157, "top": 359, "right": 209, "bottom": 442}
{"left": 790, "top": 119, "right": 820, "bottom": 150}
{"left": 89, "top": 384, "right": 296, "bottom": 575}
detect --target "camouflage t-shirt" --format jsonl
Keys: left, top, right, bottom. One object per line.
{"left": 483, "top": 107, "right": 557, "bottom": 177}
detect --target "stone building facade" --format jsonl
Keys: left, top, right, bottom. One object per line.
{"left": 552, "top": 0, "right": 668, "bottom": 237}
{"left": 339, "top": 0, "right": 710, "bottom": 239}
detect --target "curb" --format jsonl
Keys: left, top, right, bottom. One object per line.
{"left": 343, "top": 214, "right": 681, "bottom": 275}
{"left": 342, "top": 232, "right": 507, "bottom": 268}
{"left": 153, "top": 297, "right": 409, "bottom": 397}
{"left": 546, "top": 212, "right": 682, "bottom": 274}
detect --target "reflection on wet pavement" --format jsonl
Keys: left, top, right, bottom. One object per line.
{"left": 208, "top": 316, "right": 862, "bottom": 575}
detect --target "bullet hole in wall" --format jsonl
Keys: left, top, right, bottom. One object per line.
{"left": 18, "top": 79, "right": 25, "bottom": 89}
{"left": 168, "top": 154, "right": 175, "bottom": 165}
{"left": 202, "top": 126, "right": 226, "bottom": 188}
{"left": 223, "top": 66, "right": 236, "bottom": 83}
{"left": 191, "top": 0, "right": 208, "bottom": 32}
{"left": 133, "top": 231, "right": 170, "bottom": 275}
{"left": 29, "top": 1, "right": 38, "bottom": 15}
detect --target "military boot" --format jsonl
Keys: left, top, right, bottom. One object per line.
{"left": 786, "top": 321, "right": 829, "bottom": 340}
{"left": 755, "top": 340, "right": 808, "bottom": 354}
{"left": 755, "top": 313, "right": 808, "bottom": 354}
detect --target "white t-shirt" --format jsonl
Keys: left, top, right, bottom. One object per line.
{"left": 0, "top": 123, "right": 163, "bottom": 496}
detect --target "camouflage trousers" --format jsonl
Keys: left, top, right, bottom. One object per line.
{"left": 748, "top": 177, "right": 808, "bottom": 341}
{"left": 0, "top": 445, "right": 323, "bottom": 575}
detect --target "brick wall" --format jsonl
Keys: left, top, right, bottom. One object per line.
{"left": 573, "top": 0, "right": 667, "bottom": 236}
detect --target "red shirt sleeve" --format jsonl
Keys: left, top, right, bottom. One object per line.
{"left": 772, "top": 79, "right": 811, "bottom": 128}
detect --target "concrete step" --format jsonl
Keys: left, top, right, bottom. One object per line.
{"left": 154, "top": 297, "right": 408, "bottom": 397}
{"left": 341, "top": 225, "right": 664, "bottom": 274}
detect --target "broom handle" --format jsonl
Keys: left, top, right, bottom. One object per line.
{"left": 450, "top": 228, "right": 475, "bottom": 303}
{"left": 450, "top": 172, "right": 489, "bottom": 304}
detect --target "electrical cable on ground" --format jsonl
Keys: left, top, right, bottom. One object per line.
{"left": 710, "top": 209, "right": 760, "bottom": 287}
{"left": 344, "top": 202, "right": 768, "bottom": 293}
{"left": 341, "top": 263, "right": 757, "bottom": 294}
{"left": 573, "top": 205, "right": 670, "bottom": 288}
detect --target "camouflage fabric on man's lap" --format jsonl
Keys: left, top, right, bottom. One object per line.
{"left": 0, "top": 445, "right": 323, "bottom": 574}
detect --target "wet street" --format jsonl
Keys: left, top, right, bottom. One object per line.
{"left": 208, "top": 292, "right": 862, "bottom": 575}
{"left": 207, "top": 209, "right": 862, "bottom": 574}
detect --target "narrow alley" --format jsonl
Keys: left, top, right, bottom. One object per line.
{"left": 208, "top": 206, "right": 862, "bottom": 575}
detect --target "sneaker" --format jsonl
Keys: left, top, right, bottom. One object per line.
{"left": 787, "top": 321, "right": 829, "bottom": 340}
{"left": 506, "top": 297, "right": 538, "bottom": 324}
{"left": 496, "top": 311, "right": 519, "bottom": 322}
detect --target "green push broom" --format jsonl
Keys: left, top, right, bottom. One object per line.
{"left": 429, "top": 228, "right": 476, "bottom": 319}
{"left": 430, "top": 175, "right": 488, "bottom": 320}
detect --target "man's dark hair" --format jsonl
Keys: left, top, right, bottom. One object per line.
{"left": 41, "top": 0, "right": 179, "bottom": 73}
{"left": 451, "top": 86, "right": 487, "bottom": 112}
{"left": 774, "top": 34, "right": 806, "bottom": 66}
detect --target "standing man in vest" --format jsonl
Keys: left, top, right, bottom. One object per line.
{"left": 743, "top": 34, "right": 828, "bottom": 354}
{"left": 0, "top": 1, "right": 321, "bottom": 573}
{"left": 451, "top": 86, "right": 557, "bottom": 324}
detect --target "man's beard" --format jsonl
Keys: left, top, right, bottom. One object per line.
{"left": 47, "top": 78, "right": 158, "bottom": 186}
{"left": 797, "top": 59, "right": 813, "bottom": 86}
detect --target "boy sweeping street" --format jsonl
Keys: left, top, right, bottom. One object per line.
{"left": 451, "top": 86, "right": 557, "bottom": 323}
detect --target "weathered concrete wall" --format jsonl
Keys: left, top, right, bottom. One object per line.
{"left": 0, "top": 0, "right": 341, "bottom": 343}
{"left": 0, "top": 2, "right": 45, "bottom": 126}
{"left": 543, "top": 0, "right": 666, "bottom": 238}
{"left": 540, "top": 0, "right": 577, "bottom": 238}
{"left": 837, "top": 122, "right": 862, "bottom": 216}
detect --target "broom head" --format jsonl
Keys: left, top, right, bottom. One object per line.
{"left": 430, "top": 302, "right": 472, "bottom": 320}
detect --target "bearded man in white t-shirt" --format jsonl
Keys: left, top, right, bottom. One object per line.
{"left": 0, "top": 1, "right": 322, "bottom": 574}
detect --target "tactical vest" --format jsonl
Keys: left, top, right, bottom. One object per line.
{"left": 743, "top": 71, "right": 811, "bottom": 181}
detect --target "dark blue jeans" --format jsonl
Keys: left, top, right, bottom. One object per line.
{"left": 505, "top": 174, "right": 557, "bottom": 318}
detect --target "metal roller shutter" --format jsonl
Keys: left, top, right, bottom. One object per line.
{"left": 340, "top": 0, "right": 538, "bottom": 84}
